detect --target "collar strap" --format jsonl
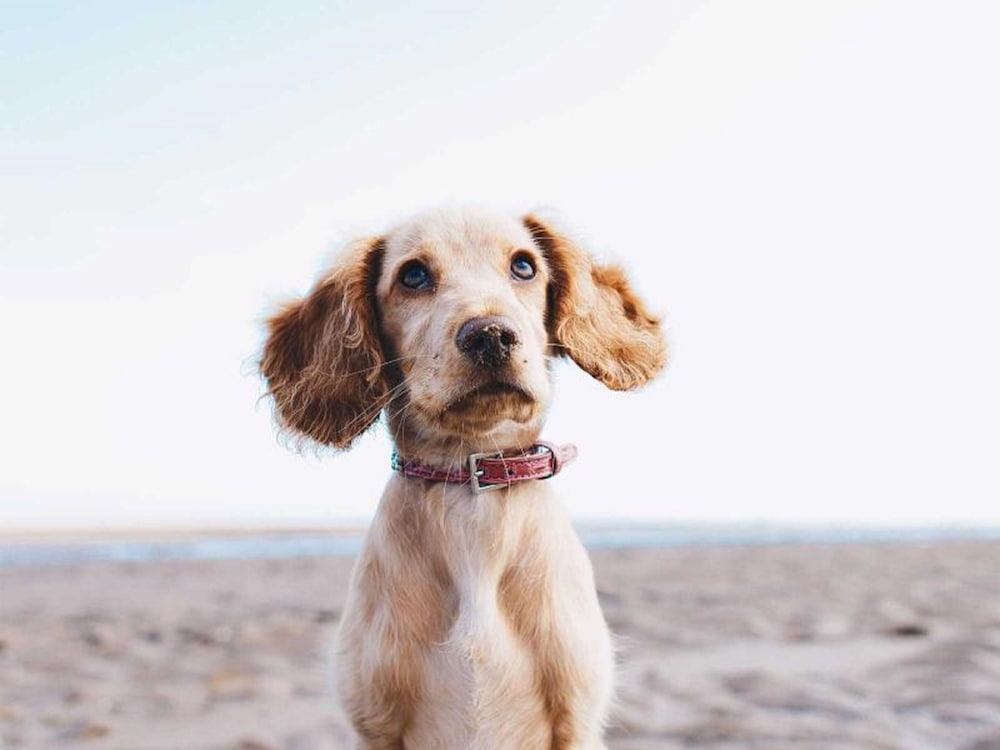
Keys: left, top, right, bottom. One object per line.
{"left": 391, "top": 441, "right": 578, "bottom": 494}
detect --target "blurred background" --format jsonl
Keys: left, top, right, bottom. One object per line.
{"left": 2, "top": 0, "right": 998, "bottom": 530}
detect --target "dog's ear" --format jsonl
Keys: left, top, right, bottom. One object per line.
{"left": 523, "top": 215, "right": 666, "bottom": 390}
{"left": 261, "top": 237, "right": 387, "bottom": 449}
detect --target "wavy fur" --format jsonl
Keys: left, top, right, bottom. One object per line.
{"left": 260, "top": 237, "right": 387, "bottom": 449}
{"left": 523, "top": 215, "right": 666, "bottom": 390}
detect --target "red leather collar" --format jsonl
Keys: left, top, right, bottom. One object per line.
{"left": 391, "top": 441, "right": 578, "bottom": 494}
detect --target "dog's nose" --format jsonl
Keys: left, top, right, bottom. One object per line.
{"left": 455, "top": 316, "right": 520, "bottom": 368}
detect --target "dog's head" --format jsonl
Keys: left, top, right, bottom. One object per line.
{"left": 261, "top": 208, "right": 666, "bottom": 455}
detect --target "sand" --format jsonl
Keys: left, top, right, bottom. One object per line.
{"left": 2, "top": 540, "right": 999, "bottom": 749}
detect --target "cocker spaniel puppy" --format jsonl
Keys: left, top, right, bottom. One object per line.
{"left": 261, "top": 208, "right": 665, "bottom": 749}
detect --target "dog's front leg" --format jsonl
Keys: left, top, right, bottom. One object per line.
{"left": 537, "top": 619, "right": 614, "bottom": 750}
{"left": 337, "top": 606, "right": 415, "bottom": 750}
{"left": 508, "top": 512, "right": 615, "bottom": 750}
{"left": 336, "top": 551, "right": 425, "bottom": 750}
{"left": 337, "top": 508, "right": 452, "bottom": 750}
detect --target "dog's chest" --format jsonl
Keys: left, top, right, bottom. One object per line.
{"left": 405, "top": 492, "right": 553, "bottom": 748}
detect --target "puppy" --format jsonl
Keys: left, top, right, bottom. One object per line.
{"left": 261, "top": 208, "right": 665, "bottom": 749}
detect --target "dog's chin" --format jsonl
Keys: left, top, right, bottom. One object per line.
{"left": 437, "top": 382, "right": 539, "bottom": 434}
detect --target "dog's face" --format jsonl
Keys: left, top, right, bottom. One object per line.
{"left": 261, "top": 208, "right": 666, "bottom": 455}
{"left": 374, "top": 210, "right": 552, "bottom": 445}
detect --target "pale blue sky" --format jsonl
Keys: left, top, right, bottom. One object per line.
{"left": 2, "top": 1, "right": 998, "bottom": 528}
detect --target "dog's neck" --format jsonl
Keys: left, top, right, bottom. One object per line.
{"left": 386, "top": 410, "right": 545, "bottom": 473}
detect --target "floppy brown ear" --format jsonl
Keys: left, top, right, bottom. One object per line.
{"left": 260, "top": 237, "right": 387, "bottom": 449}
{"left": 523, "top": 215, "right": 666, "bottom": 391}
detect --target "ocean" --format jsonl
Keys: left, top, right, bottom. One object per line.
{"left": 2, "top": 523, "right": 998, "bottom": 567}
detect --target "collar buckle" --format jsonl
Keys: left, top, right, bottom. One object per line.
{"left": 468, "top": 450, "right": 507, "bottom": 494}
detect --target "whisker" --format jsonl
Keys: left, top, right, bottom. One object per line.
{"left": 333, "top": 378, "right": 412, "bottom": 437}
{"left": 324, "top": 353, "right": 438, "bottom": 380}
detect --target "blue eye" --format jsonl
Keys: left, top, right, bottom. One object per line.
{"left": 510, "top": 254, "right": 536, "bottom": 280}
{"left": 399, "top": 261, "right": 432, "bottom": 290}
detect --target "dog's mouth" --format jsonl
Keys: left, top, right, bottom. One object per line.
{"left": 443, "top": 381, "right": 535, "bottom": 415}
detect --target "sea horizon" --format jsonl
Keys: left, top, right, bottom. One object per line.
{"left": 2, "top": 520, "right": 999, "bottom": 568}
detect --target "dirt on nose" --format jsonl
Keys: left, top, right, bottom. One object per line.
{"left": 455, "top": 316, "right": 520, "bottom": 369}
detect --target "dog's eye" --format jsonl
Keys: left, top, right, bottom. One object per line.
{"left": 399, "top": 261, "right": 432, "bottom": 290}
{"left": 510, "top": 253, "right": 536, "bottom": 281}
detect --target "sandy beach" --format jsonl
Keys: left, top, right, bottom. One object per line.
{"left": 2, "top": 540, "right": 999, "bottom": 750}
